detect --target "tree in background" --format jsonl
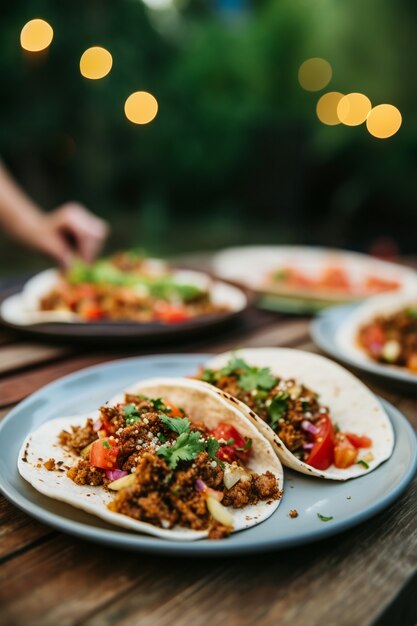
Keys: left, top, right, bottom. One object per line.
{"left": 0, "top": 0, "right": 416, "bottom": 269}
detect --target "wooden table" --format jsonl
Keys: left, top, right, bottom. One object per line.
{"left": 0, "top": 293, "right": 416, "bottom": 626}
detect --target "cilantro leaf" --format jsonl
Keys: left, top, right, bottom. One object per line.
{"left": 219, "top": 355, "right": 250, "bottom": 377}
{"left": 268, "top": 392, "right": 289, "bottom": 427}
{"left": 150, "top": 397, "right": 167, "bottom": 412}
{"left": 201, "top": 368, "right": 217, "bottom": 384}
{"left": 406, "top": 307, "right": 417, "bottom": 319}
{"left": 317, "top": 513, "right": 333, "bottom": 522}
{"left": 236, "top": 438, "right": 252, "bottom": 452}
{"left": 159, "top": 414, "right": 190, "bottom": 435}
{"left": 239, "top": 367, "right": 276, "bottom": 391}
{"left": 157, "top": 431, "right": 205, "bottom": 469}
{"left": 102, "top": 440, "right": 111, "bottom": 449}
{"left": 123, "top": 404, "right": 141, "bottom": 425}
{"left": 207, "top": 437, "right": 220, "bottom": 458}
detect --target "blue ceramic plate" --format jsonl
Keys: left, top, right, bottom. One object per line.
{"left": 0, "top": 354, "right": 416, "bottom": 557}
{"left": 311, "top": 304, "right": 417, "bottom": 391}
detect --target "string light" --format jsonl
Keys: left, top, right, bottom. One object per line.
{"left": 298, "top": 58, "right": 332, "bottom": 92}
{"left": 337, "top": 93, "right": 372, "bottom": 126}
{"left": 316, "top": 92, "right": 344, "bottom": 125}
{"left": 124, "top": 91, "right": 158, "bottom": 124}
{"left": 20, "top": 19, "right": 53, "bottom": 52}
{"left": 80, "top": 47, "right": 113, "bottom": 80}
{"left": 366, "top": 104, "right": 402, "bottom": 138}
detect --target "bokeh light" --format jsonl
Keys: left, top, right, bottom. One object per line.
{"left": 298, "top": 58, "right": 332, "bottom": 92}
{"left": 124, "top": 91, "right": 158, "bottom": 124}
{"left": 366, "top": 104, "right": 402, "bottom": 139}
{"left": 337, "top": 93, "right": 372, "bottom": 126}
{"left": 316, "top": 92, "right": 344, "bottom": 125}
{"left": 20, "top": 19, "right": 53, "bottom": 52}
{"left": 80, "top": 47, "right": 113, "bottom": 80}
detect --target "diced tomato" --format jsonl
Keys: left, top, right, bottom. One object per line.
{"left": 345, "top": 433, "right": 372, "bottom": 449}
{"left": 334, "top": 433, "right": 358, "bottom": 468}
{"left": 81, "top": 305, "right": 105, "bottom": 321}
{"left": 90, "top": 437, "right": 119, "bottom": 470}
{"left": 165, "top": 403, "right": 184, "bottom": 418}
{"left": 361, "top": 324, "right": 385, "bottom": 355}
{"left": 156, "top": 304, "right": 190, "bottom": 324}
{"left": 305, "top": 414, "right": 334, "bottom": 470}
{"left": 319, "top": 267, "right": 351, "bottom": 291}
{"left": 210, "top": 423, "right": 251, "bottom": 463}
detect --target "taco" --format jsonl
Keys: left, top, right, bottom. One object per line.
{"left": 197, "top": 348, "right": 394, "bottom": 480}
{"left": 336, "top": 290, "right": 417, "bottom": 375}
{"left": 18, "top": 378, "right": 283, "bottom": 541}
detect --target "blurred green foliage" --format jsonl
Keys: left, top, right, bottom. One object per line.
{"left": 0, "top": 0, "right": 416, "bottom": 271}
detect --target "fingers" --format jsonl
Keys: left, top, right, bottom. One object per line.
{"left": 51, "top": 203, "right": 109, "bottom": 263}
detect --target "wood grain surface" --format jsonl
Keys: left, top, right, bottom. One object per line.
{"left": 0, "top": 300, "right": 415, "bottom": 626}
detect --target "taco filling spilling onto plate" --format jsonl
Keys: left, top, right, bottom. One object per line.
{"left": 358, "top": 306, "right": 417, "bottom": 372}
{"left": 59, "top": 393, "right": 281, "bottom": 539}
{"left": 39, "top": 252, "right": 229, "bottom": 323}
{"left": 199, "top": 357, "right": 373, "bottom": 471}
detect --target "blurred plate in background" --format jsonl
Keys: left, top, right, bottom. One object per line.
{"left": 212, "top": 246, "right": 417, "bottom": 314}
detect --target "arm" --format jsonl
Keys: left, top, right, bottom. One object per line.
{"left": 0, "top": 162, "right": 108, "bottom": 266}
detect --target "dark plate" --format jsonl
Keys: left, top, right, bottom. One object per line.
{"left": 0, "top": 279, "right": 251, "bottom": 345}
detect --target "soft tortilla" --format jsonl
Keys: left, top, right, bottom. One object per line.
{"left": 18, "top": 377, "right": 283, "bottom": 541}
{"left": 203, "top": 348, "right": 394, "bottom": 480}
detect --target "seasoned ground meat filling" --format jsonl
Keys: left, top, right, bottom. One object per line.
{"left": 59, "top": 418, "right": 97, "bottom": 453}
{"left": 199, "top": 360, "right": 329, "bottom": 461}
{"left": 60, "top": 392, "right": 281, "bottom": 539}
{"left": 358, "top": 306, "right": 417, "bottom": 372}
{"left": 67, "top": 459, "right": 105, "bottom": 486}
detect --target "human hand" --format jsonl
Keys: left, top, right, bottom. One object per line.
{"left": 34, "top": 202, "right": 109, "bottom": 267}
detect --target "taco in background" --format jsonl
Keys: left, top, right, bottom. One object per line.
{"left": 18, "top": 377, "right": 283, "bottom": 541}
{"left": 197, "top": 348, "right": 394, "bottom": 480}
{"left": 336, "top": 290, "right": 417, "bottom": 375}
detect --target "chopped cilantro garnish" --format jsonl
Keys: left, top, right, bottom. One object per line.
{"left": 157, "top": 431, "right": 206, "bottom": 469}
{"left": 333, "top": 423, "right": 340, "bottom": 434}
{"left": 406, "top": 307, "right": 417, "bottom": 319}
{"left": 102, "top": 440, "right": 111, "bottom": 449}
{"left": 236, "top": 438, "right": 252, "bottom": 452}
{"left": 317, "top": 513, "right": 333, "bottom": 522}
{"left": 273, "top": 269, "right": 288, "bottom": 281}
{"left": 268, "top": 392, "right": 289, "bottom": 427}
{"left": 123, "top": 404, "right": 142, "bottom": 425}
{"left": 226, "top": 437, "right": 235, "bottom": 446}
{"left": 159, "top": 414, "right": 191, "bottom": 435}
{"left": 301, "top": 400, "right": 310, "bottom": 411}
{"left": 151, "top": 398, "right": 167, "bottom": 412}
{"left": 207, "top": 437, "right": 220, "bottom": 459}
{"left": 239, "top": 367, "right": 276, "bottom": 392}
{"left": 357, "top": 459, "right": 369, "bottom": 469}
{"left": 219, "top": 355, "right": 249, "bottom": 377}
{"left": 201, "top": 368, "right": 217, "bottom": 384}
{"left": 157, "top": 432, "right": 167, "bottom": 443}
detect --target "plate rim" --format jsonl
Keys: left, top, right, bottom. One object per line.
{"left": 0, "top": 354, "right": 416, "bottom": 557}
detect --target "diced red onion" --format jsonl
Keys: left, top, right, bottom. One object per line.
{"left": 93, "top": 419, "right": 103, "bottom": 433}
{"left": 105, "top": 469, "right": 128, "bottom": 481}
{"left": 195, "top": 479, "right": 207, "bottom": 493}
{"left": 301, "top": 420, "right": 319, "bottom": 435}
{"left": 303, "top": 442, "right": 314, "bottom": 450}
